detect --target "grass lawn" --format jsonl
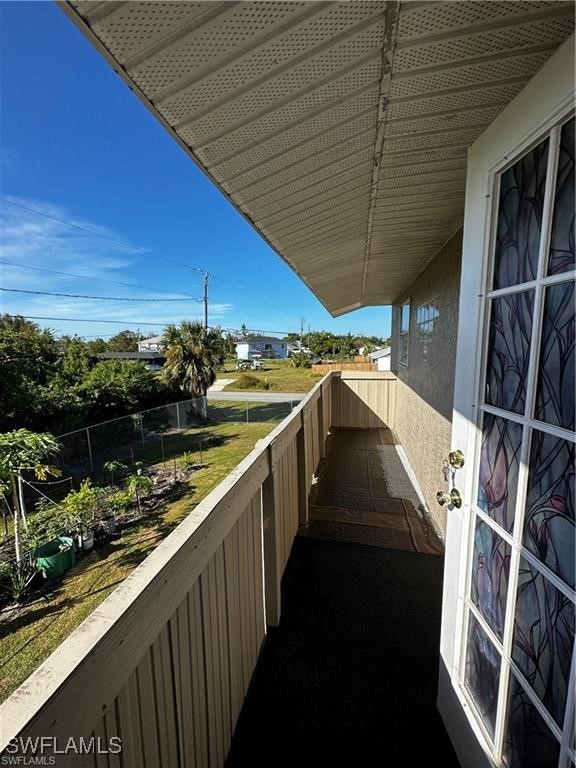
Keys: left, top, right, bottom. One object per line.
{"left": 218, "top": 359, "right": 320, "bottom": 393}
{"left": 0, "top": 418, "right": 278, "bottom": 702}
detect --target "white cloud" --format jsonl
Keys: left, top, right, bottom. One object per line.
{"left": 0, "top": 196, "right": 233, "bottom": 336}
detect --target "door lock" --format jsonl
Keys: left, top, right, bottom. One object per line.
{"left": 436, "top": 488, "right": 463, "bottom": 509}
{"left": 448, "top": 449, "right": 465, "bottom": 469}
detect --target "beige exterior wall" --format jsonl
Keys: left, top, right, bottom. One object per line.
{"left": 391, "top": 229, "right": 463, "bottom": 535}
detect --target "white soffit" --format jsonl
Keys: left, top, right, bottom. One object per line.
{"left": 61, "top": 1, "right": 575, "bottom": 314}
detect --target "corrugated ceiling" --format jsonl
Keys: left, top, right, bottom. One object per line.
{"left": 60, "top": 1, "right": 574, "bottom": 314}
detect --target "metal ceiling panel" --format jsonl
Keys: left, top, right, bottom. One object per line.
{"left": 61, "top": 0, "right": 574, "bottom": 314}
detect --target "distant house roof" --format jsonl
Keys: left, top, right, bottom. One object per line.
{"left": 97, "top": 351, "right": 165, "bottom": 360}
{"left": 368, "top": 347, "right": 391, "bottom": 361}
{"left": 139, "top": 335, "right": 163, "bottom": 345}
{"left": 236, "top": 336, "right": 285, "bottom": 344}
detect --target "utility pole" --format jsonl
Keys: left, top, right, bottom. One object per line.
{"left": 203, "top": 272, "right": 209, "bottom": 330}
{"left": 300, "top": 317, "right": 304, "bottom": 349}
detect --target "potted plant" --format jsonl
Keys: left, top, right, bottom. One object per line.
{"left": 62, "top": 479, "right": 100, "bottom": 552}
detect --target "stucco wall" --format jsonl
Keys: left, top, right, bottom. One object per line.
{"left": 391, "top": 229, "right": 463, "bottom": 535}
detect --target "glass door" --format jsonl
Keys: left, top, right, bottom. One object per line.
{"left": 460, "top": 115, "right": 575, "bottom": 768}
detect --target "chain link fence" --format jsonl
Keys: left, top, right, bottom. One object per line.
{"left": 55, "top": 397, "right": 295, "bottom": 480}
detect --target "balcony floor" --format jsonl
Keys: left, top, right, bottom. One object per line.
{"left": 303, "top": 427, "right": 444, "bottom": 554}
{"left": 227, "top": 429, "right": 459, "bottom": 767}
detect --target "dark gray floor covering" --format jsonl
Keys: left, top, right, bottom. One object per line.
{"left": 226, "top": 537, "right": 460, "bottom": 768}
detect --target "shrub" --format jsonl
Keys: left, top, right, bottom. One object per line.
{"left": 234, "top": 374, "right": 274, "bottom": 390}
{"left": 26, "top": 499, "right": 71, "bottom": 548}
{"left": 6, "top": 560, "right": 38, "bottom": 602}
{"left": 62, "top": 479, "right": 101, "bottom": 528}
{"left": 290, "top": 352, "right": 311, "bottom": 368}
{"left": 109, "top": 489, "right": 132, "bottom": 515}
{"left": 126, "top": 474, "right": 154, "bottom": 515}
{"left": 178, "top": 451, "right": 195, "bottom": 470}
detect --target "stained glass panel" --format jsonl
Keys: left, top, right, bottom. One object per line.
{"left": 535, "top": 281, "right": 575, "bottom": 432}
{"left": 494, "top": 139, "right": 549, "bottom": 289}
{"left": 485, "top": 291, "right": 534, "bottom": 414}
{"left": 512, "top": 558, "right": 575, "bottom": 725}
{"left": 503, "top": 674, "right": 560, "bottom": 768}
{"left": 478, "top": 414, "right": 522, "bottom": 533}
{"left": 464, "top": 613, "right": 500, "bottom": 739}
{"left": 548, "top": 118, "right": 575, "bottom": 275}
{"left": 470, "top": 519, "right": 511, "bottom": 639}
{"left": 524, "top": 431, "right": 575, "bottom": 588}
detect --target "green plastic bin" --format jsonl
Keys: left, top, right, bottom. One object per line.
{"left": 35, "top": 536, "right": 76, "bottom": 579}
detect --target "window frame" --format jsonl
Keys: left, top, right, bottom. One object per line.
{"left": 399, "top": 299, "right": 411, "bottom": 367}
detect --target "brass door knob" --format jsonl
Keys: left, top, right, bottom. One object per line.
{"left": 436, "top": 488, "right": 462, "bottom": 509}
{"left": 448, "top": 450, "right": 465, "bottom": 469}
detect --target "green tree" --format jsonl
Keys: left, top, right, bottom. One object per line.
{"left": 107, "top": 330, "right": 144, "bottom": 352}
{"left": 79, "top": 360, "right": 168, "bottom": 420}
{"left": 0, "top": 429, "right": 61, "bottom": 561}
{"left": 86, "top": 338, "right": 109, "bottom": 354}
{"left": 0, "top": 318, "right": 60, "bottom": 431}
{"left": 161, "top": 321, "right": 217, "bottom": 398}
{"left": 58, "top": 337, "right": 96, "bottom": 384}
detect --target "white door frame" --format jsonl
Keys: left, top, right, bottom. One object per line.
{"left": 438, "top": 36, "right": 575, "bottom": 768}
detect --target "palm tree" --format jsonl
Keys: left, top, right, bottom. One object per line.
{"left": 161, "top": 321, "right": 218, "bottom": 398}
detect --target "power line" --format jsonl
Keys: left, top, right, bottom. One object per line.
{"left": 0, "top": 260, "right": 201, "bottom": 299}
{"left": 0, "top": 287, "right": 202, "bottom": 302}
{"left": 211, "top": 273, "right": 292, "bottom": 318}
{"left": 14, "top": 315, "right": 295, "bottom": 335}
{"left": 0, "top": 198, "right": 206, "bottom": 274}
{"left": 18, "top": 315, "right": 166, "bottom": 327}
{"left": 0, "top": 198, "right": 306, "bottom": 322}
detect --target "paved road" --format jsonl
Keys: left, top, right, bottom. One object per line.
{"left": 207, "top": 390, "right": 305, "bottom": 403}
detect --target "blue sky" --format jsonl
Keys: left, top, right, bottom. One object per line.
{"left": 0, "top": 1, "right": 391, "bottom": 341}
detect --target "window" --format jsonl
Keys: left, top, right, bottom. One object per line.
{"left": 416, "top": 300, "right": 439, "bottom": 362}
{"left": 399, "top": 301, "right": 410, "bottom": 366}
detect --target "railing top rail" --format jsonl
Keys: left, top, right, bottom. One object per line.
{"left": 0, "top": 372, "right": 333, "bottom": 746}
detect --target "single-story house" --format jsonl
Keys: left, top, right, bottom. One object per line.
{"left": 235, "top": 335, "right": 289, "bottom": 360}
{"left": 96, "top": 350, "right": 165, "bottom": 371}
{"left": 4, "top": 5, "right": 573, "bottom": 768}
{"left": 368, "top": 346, "right": 391, "bottom": 371}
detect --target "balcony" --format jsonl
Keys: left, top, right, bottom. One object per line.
{"left": 0, "top": 372, "right": 457, "bottom": 766}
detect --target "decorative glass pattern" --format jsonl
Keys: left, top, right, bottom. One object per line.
{"left": 535, "top": 281, "right": 575, "bottom": 432}
{"left": 524, "top": 431, "right": 575, "bottom": 588}
{"left": 485, "top": 291, "right": 534, "bottom": 414}
{"left": 503, "top": 674, "right": 560, "bottom": 768}
{"left": 464, "top": 613, "right": 500, "bottom": 739}
{"left": 494, "top": 139, "right": 549, "bottom": 289}
{"left": 512, "top": 558, "right": 575, "bottom": 725}
{"left": 477, "top": 414, "right": 522, "bottom": 533}
{"left": 471, "top": 519, "right": 511, "bottom": 639}
{"left": 548, "top": 118, "right": 575, "bottom": 275}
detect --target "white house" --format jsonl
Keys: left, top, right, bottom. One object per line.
{"left": 368, "top": 346, "right": 391, "bottom": 371}
{"left": 235, "top": 335, "right": 289, "bottom": 360}
{"left": 138, "top": 335, "right": 163, "bottom": 352}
